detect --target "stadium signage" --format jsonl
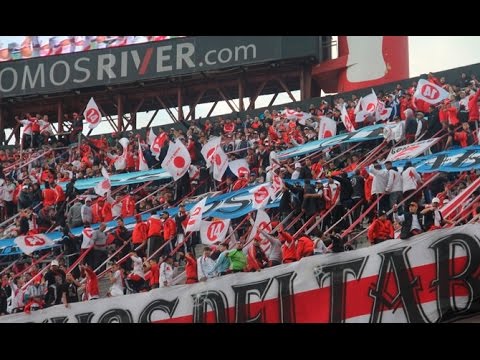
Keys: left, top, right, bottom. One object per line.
{"left": 0, "top": 36, "right": 319, "bottom": 98}
{"left": 3, "top": 225, "right": 480, "bottom": 323}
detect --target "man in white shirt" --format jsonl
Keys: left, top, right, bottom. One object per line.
{"left": 159, "top": 256, "right": 174, "bottom": 288}
{"left": 197, "top": 247, "right": 216, "bottom": 281}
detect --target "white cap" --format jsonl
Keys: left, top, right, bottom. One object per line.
{"left": 295, "top": 162, "right": 301, "bottom": 169}
{"left": 432, "top": 197, "right": 440, "bottom": 204}
{"left": 51, "top": 260, "right": 59, "bottom": 267}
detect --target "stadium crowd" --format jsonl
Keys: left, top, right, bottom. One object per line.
{"left": 0, "top": 69, "right": 480, "bottom": 316}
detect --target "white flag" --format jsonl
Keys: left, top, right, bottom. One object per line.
{"left": 15, "top": 234, "right": 54, "bottom": 255}
{"left": 83, "top": 97, "right": 102, "bottom": 129}
{"left": 282, "top": 108, "right": 298, "bottom": 120}
{"left": 228, "top": 159, "right": 250, "bottom": 178}
{"left": 201, "top": 136, "right": 221, "bottom": 167}
{"left": 94, "top": 167, "right": 111, "bottom": 196}
{"left": 271, "top": 174, "right": 284, "bottom": 197}
{"left": 247, "top": 209, "right": 272, "bottom": 245}
{"left": 249, "top": 184, "right": 274, "bottom": 210}
{"left": 161, "top": 139, "right": 191, "bottom": 180}
{"left": 212, "top": 147, "right": 229, "bottom": 181}
{"left": 296, "top": 112, "right": 312, "bottom": 125}
{"left": 360, "top": 89, "right": 378, "bottom": 114}
{"left": 185, "top": 197, "right": 207, "bottom": 233}
{"left": 414, "top": 79, "right": 450, "bottom": 105}
{"left": 341, "top": 104, "right": 355, "bottom": 132}
{"left": 138, "top": 139, "right": 149, "bottom": 171}
{"left": 114, "top": 137, "right": 130, "bottom": 171}
{"left": 375, "top": 101, "right": 393, "bottom": 121}
{"left": 318, "top": 116, "right": 337, "bottom": 139}
{"left": 200, "top": 219, "right": 230, "bottom": 245}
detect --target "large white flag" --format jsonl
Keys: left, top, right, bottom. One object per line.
{"left": 201, "top": 137, "right": 221, "bottom": 168}
{"left": 318, "top": 116, "right": 337, "bottom": 139}
{"left": 83, "top": 97, "right": 102, "bottom": 129}
{"left": 247, "top": 209, "right": 272, "bottom": 250}
{"left": 212, "top": 147, "right": 229, "bottom": 181}
{"left": 138, "top": 139, "right": 149, "bottom": 171}
{"left": 228, "top": 159, "right": 250, "bottom": 178}
{"left": 185, "top": 197, "right": 207, "bottom": 233}
{"left": 414, "top": 79, "right": 450, "bottom": 105}
{"left": 161, "top": 139, "right": 191, "bottom": 180}
{"left": 94, "top": 167, "right": 111, "bottom": 196}
{"left": 200, "top": 219, "right": 231, "bottom": 245}
{"left": 15, "top": 234, "right": 54, "bottom": 255}
{"left": 360, "top": 89, "right": 378, "bottom": 114}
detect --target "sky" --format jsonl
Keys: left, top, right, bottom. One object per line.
{"left": 2, "top": 36, "right": 480, "bottom": 141}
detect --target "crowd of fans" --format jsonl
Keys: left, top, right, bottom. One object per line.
{"left": 0, "top": 36, "right": 181, "bottom": 62}
{"left": 1, "top": 70, "right": 480, "bottom": 316}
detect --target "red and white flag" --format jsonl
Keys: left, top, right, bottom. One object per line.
{"left": 341, "top": 104, "right": 355, "bottom": 132}
{"left": 15, "top": 234, "right": 54, "bottom": 255}
{"left": 247, "top": 209, "right": 272, "bottom": 246}
{"left": 114, "top": 137, "right": 130, "bottom": 171}
{"left": 200, "top": 219, "right": 231, "bottom": 245}
{"left": 212, "top": 147, "right": 229, "bottom": 181}
{"left": 150, "top": 131, "right": 168, "bottom": 159}
{"left": 296, "top": 112, "right": 312, "bottom": 125}
{"left": 360, "top": 89, "right": 378, "bottom": 114}
{"left": 83, "top": 97, "right": 102, "bottom": 130}
{"left": 282, "top": 108, "right": 298, "bottom": 120}
{"left": 386, "top": 138, "right": 439, "bottom": 161}
{"left": 249, "top": 184, "right": 274, "bottom": 210}
{"left": 414, "top": 79, "right": 450, "bottom": 105}
{"left": 185, "top": 197, "right": 207, "bottom": 233}
{"left": 318, "top": 116, "right": 337, "bottom": 139}
{"left": 271, "top": 174, "right": 284, "bottom": 196}
{"left": 201, "top": 136, "right": 221, "bottom": 168}
{"left": 375, "top": 101, "right": 393, "bottom": 121}
{"left": 161, "top": 139, "right": 191, "bottom": 180}
{"left": 94, "top": 167, "right": 111, "bottom": 196}
{"left": 138, "top": 139, "right": 149, "bottom": 171}
{"left": 228, "top": 159, "right": 250, "bottom": 179}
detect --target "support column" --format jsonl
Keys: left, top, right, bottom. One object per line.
{"left": 57, "top": 101, "right": 64, "bottom": 133}
{"left": 300, "top": 64, "right": 312, "bottom": 101}
{"left": 177, "top": 87, "right": 184, "bottom": 121}
{"left": 238, "top": 76, "right": 245, "bottom": 112}
{"left": 117, "top": 95, "right": 124, "bottom": 133}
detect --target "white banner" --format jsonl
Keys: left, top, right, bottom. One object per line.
{"left": 94, "top": 167, "right": 111, "bottom": 196}
{"left": 386, "top": 138, "right": 439, "bottom": 161}
{"left": 4, "top": 224, "right": 480, "bottom": 323}
{"left": 83, "top": 97, "right": 101, "bottom": 129}
{"left": 14, "top": 234, "right": 54, "bottom": 255}
{"left": 200, "top": 219, "right": 231, "bottom": 245}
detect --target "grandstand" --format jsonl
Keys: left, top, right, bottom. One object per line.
{"left": 1, "top": 36, "right": 480, "bottom": 323}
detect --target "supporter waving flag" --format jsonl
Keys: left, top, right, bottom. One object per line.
{"left": 414, "top": 79, "right": 450, "bottom": 105}
{"left": 249, "top": 184, "right": 274, "bottom": 210}
{"left": 161, "top": 139, "right": 191, "bottom": 180}
{"left": 228, "top": 159, "right": 250, "bottom": 178}
{"left": 15, "top": 234, "right": 54, "bottom": 255}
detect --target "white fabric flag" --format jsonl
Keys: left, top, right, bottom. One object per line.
{"left": 414, "top": 79, "right": 450, "bottom": 105}
{"left": 249, "top": 184, "right": 274, "bottom": 210}
{"left": 296, "top": 112, "right": 312, "bottom": 125}
{"left": 282, "top": 108, "right": 298, "bottom": 120}
{"left": 228, "top": 159, "right": 250, "bottom": 178}
{"left": 318, "top": 116, "right": 337, "bottom": 139}
{"left": 360, "top": 89, "right": 378, "bottom": 114}
{"left": 341, "top": 104, "right": 355, "bottom": 132}
{"left": 114, "top": 137, "right": 130, "bottom": 171}
{"left": 271, "top": 174, "right": 284, "bottom": 198}
{"left": 201, "top": 136, "right": 221, "bottom": 168}
{"left": 83, "top": 97, "right": 102, "bottom": 129}
{"left": 94, "top": 167, "right": 111, "bottom": 196}
{"left": 247, "top": 209, "right": 272, "bottom": 244}
{"left": 200, "top": 219, "right": 231, "bottom": 245}
{"left": 185, "top": 197, "right": 207, "bottom": 233}
{"left": 14, "top": 234, "right": 54, "bottom": 255}
{"left": 138, "top": 139, "right": 149, "bottom": 171}
{"left": 161, "top": 139, "right": 191, "bottom": 180}
{"left": 212, "top": 147, "right": 229, "bottom": 181}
